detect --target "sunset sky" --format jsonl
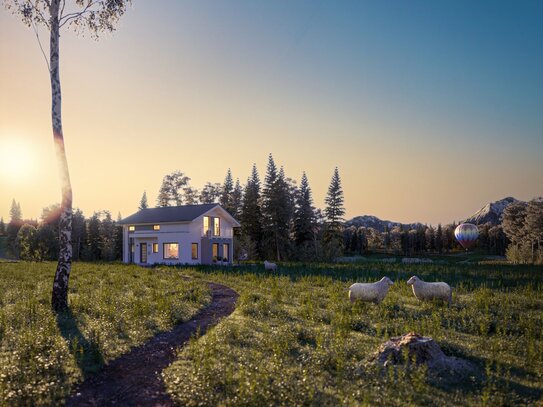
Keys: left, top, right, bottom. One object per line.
{"left": 1, "top": 0, "right": 542, "bottom": 225}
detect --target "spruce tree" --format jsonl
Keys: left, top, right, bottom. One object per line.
{"left": 261, "top": 155, "right": 291, "bottom": 260}
{"left": 323, "top": 167, "right": 345, "bottom": 259}
{"left": 139, "top": 191, "right": 148, "bottom": 210}
{"left": 231, "top": 179, "right": 243, "bottom": 219}
{"left": 294, "top": 172, "right": 316, "bottom": 247}
{"left": 10, "top": 199, "right": 22, "bottom": 222}
{"left": 220, "top": 169, "right": 235, "bottom": 214}
{"left": 0, "top": 217, "right": 5, "bottom": 236}
{"left": 240, "top": 164, "right": 263, "bottom": 258}
{"left": 435, "top": 224, "right": 443, "bottom": 253}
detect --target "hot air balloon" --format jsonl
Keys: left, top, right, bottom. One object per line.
{"left": 454, "top": 223, "right": 479, "bottom": 251}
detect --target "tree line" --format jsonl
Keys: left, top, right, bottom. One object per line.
{"left": 151, "top": 154, "right": 345, "bottom": 261}
{"left": 1, "top": 200, "right": 122, "bottom": 262}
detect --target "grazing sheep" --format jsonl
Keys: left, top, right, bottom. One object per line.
{"left": 348, "top": 277, "right": 394, "bottom": 304}
{"left": 264, "top": 260, "right": 277, "bottom": 271}
{"left": 406, "top": 275, "right": 452, "bottom": 304}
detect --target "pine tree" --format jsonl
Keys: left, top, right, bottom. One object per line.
{"left": 240, "top": 164, "right": 263, "bottom": 259}
{"left": 294, "top": 172, "right": 316, "bottom": 247}
{"left": 0, "top": 217, "right": 5, "bottom": 236}
{"left": 220, "top": 169, "right": 235, "bottom": 214}
{"left": 7, "top": 200, "right": 23, "bottom": 257}
{"left": 139, "top": 191, "right": 148, "bottom": 210}
{"left": 261, "top": 154, "right": 291, "bottom": 260}
{"left": 324, "top": 168, "right": 345, "bottom": 230}
{"left": 231, "top": 179, "right": 243, "bottom": 219}
{"left": 435, "top": 224, "right": 443, "bottom": 253}
{"left": 323, "top": 167, "right": 345, "bottom": 259}
{"left": 10, "top": 199, "right": 22, "bottom": 222}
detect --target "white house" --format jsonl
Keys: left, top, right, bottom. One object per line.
{"left": 119, "top": 204, "right": 240, "bottom": 265}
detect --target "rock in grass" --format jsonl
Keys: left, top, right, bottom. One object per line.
{"left": 373, "top": 332, "right": 478, "bottom": 384}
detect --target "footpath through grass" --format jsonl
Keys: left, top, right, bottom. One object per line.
{"left": 0, "top": 262, "right": 211, "bottom": 406}
{"left": 164, "top": 262, "right": 543, "bottom": 406}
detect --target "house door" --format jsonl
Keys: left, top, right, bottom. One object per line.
{"left": 140, "top": 243, "right": 147, "bottom": 264}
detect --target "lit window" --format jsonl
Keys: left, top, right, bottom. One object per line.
{"left": 153, "top": 243, "right": 158, "bottom": 253}
{"left": 163, "top": 243, "right": 179, "bottom": 259}
{"left": 222, "top": 243, "right": 229, "bottom": 261}
{"left": 212, "top": 243, "right": 219, "bottom": 260}
{"left": 213, "top": 217, "right": 220, "bottom": 236}
{"left": 153, "top": 225, "right": 160, "bottom": 230}
{"left": 203, "top": 216, "right": 211, "bottom": 235}
{"left": 191, "top": 243, "right": 198, "bottom": 260}
{"left": 129, "top": 226, "right": 135, "bottom": 231}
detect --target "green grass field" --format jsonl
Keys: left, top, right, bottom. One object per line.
{"left": 0, "top": 262, "right": 211, "bottom": 406}
{"left": 1, "top": 261, "right": 542, "bottom": 406}
{"left": 164, "top": 262, "right": 543, "bottom": 406}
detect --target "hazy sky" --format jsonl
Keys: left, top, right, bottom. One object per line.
{"left": 1, "top": 0, "right": 542, "bottom": 225}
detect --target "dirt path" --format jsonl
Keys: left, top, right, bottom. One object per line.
{"left": 65, "top": 282, "right": 238, "bottom": 407}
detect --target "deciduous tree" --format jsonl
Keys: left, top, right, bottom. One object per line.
{"left": 4, "top": 0, "right": 131, "bottom": 311}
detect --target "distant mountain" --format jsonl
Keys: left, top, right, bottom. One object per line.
{"left": 463, "top": 197, "right": 520, "bottom": 225}
{"left": 345, "top": 215, "right": 423, "bottom": 232}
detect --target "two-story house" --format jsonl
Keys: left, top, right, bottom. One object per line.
{"left": 118, "top": 204, "right": 240, "bottom": 265}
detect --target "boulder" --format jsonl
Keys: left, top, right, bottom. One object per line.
{"left": 373, "top": 332, "right": 478, "bottom": 384}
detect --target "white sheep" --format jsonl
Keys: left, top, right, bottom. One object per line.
{"left": 348, "top": 277, "right": 394, "bottom": 304}
{"left": 406, "top": 275, "right": 452, "bottom": 304}
{"left": 264, "top": 260, "right": 278, "bottom": 271}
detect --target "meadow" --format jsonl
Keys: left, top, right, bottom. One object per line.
{"left": 163, "top": 261, "right": 543, "bottom": 406}
{"left": 0, "top": 260, "right": 542, "bottom": 406}
{"left": 0, "top": 262, "right": 211, "bottom": 406}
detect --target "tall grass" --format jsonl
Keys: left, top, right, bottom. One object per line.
{"left": 164, "top": 262, "right": 543, "bottom": 406}
{"left": 0, "top": 262, "right": 211, "bottom": 407}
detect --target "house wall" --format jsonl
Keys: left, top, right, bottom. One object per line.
{"left": 123, "top": 209, "right": 236, "bottom": 265}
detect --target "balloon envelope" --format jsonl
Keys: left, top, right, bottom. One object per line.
{"left": 454, "top": 223, "right": 479, "bottom": 250}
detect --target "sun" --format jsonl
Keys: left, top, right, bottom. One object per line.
{"left": 0, "top": 139, "right": 36, "bottom": 183}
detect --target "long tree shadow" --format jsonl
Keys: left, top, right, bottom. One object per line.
{"left": 56, "top": 307, "right": 104, "bottom": 378}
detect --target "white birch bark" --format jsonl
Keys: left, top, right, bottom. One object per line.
{"left": 49, "top": 0, "right": 73, "bottom": 312}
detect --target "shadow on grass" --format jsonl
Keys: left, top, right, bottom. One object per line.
{"left": 56, "top": 308, "right": 104, "bottom": 378}
{"left": 433, "top": 341, "right": 543, "bottom": 401}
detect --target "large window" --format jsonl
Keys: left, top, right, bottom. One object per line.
{"left": 222, "top": 243, "right": 229, "bottom": 261}
{"left": 212, "top": 243, "right": 219, "bottom": 260}
{"left": 213, "top": 217, "right": 220, "bottom": 236}
{"left": 203, "top": 216, "right": 211, "bottom": 235}
{"left": 163, "top": 243, "right": 179, "bottom": 260}
{"left": 191, "top": 243, "right": 198, "bottom": 260}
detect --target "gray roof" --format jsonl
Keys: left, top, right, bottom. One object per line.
{"left": 119, "top": 204, "right": 222, "bottom": 225}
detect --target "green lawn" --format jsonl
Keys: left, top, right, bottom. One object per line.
{"left": 0, "top": 262, "right": 211, "bottom": 406}
{"left": 164, "top": 262, "right": 543, "bottom": 406}
{"left": 1, "top": 261, "right": 542, "bottom": 406}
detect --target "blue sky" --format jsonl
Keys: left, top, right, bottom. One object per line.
{"left": 1, "top": 0, "right": 542, "bottom": 223}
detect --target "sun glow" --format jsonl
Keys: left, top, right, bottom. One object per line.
{"left": 0, "top": 139, "right": 36, "bottom": 183}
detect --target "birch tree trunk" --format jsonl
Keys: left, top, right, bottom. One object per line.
{"left": 49, "top": 0, "right": 73, "bottom": 312}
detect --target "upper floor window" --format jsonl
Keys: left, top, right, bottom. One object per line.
{"left": 203, "top": 216, "right": 211, "bottom": 235}
{"left": 213, "top": 217, "right": 220, "bottom": 236}
{"left": 153, "top": 225, "right": 160, "bottom": 230}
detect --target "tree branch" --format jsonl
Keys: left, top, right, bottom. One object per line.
{"left": 59, "top": 1, "right": 97, "bottom": 27}
{"left": 32, "top": 20, "right": 51, "bottom": 72}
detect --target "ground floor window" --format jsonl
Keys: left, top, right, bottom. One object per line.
{"left": 192, "top": 243, "right": 198, "bottom": 259}
{"left": 153, "top": 243, "right": 158, "bottom": 253}
{"left": 222, "top": 243, "right": 229, "bottom": 261}
{"left": 163, "top": 243, "right": 179, "bottom": 259}
{"left": 212, "top": 243, "right": 219, "bottom": 260}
